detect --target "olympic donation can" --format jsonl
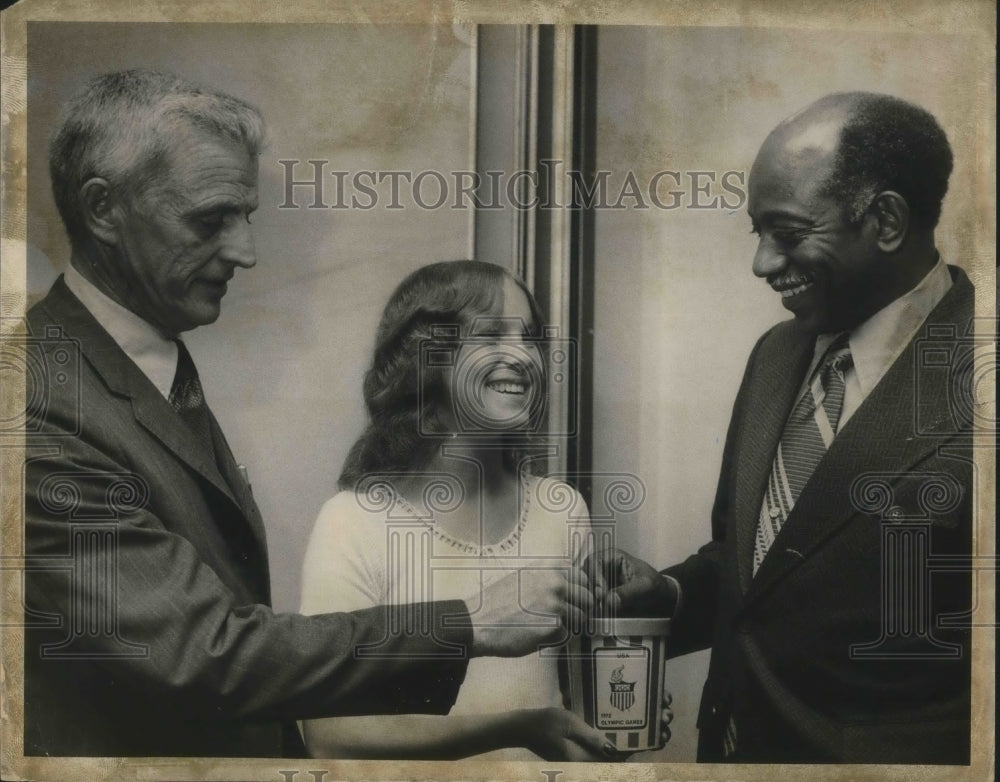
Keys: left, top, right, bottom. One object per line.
{"left": 564, "top": 617, "right": 670, "bottom": 754}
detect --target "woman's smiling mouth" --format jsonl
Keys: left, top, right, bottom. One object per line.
{"left": 486, "top": 380, "right": 528, "bottom": 395}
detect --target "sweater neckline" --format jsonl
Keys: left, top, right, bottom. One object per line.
{"left": 390, "top": 474, "right": 536, "bottom": 556}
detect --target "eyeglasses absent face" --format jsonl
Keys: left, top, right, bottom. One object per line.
{"left": 113, "top": 126, "right": 259, "bottom": 334}
{"left": 748, "top": 129, "right": 884, "bottom": 335}
{"left": 447, "top": 276, "right": 545, "bottom": 434}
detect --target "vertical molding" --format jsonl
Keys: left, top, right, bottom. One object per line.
{"left": 474, "top": 25, "right": 537, "bottom": 276}
{"left": 517, "top": 26, "right": 540, "bottom": 287}
{"left": 475, "top": 25, "right": 597, "bottom": 490}
{"left": 467, "top": 24, "right": 479, "bottom": 263}
{"left": 542, "top": 26, "right": 576, "bottom": 478}
{"left": 532, "top": 26, "right": 597, "bottom": 490}
{"left": 568, "top": 25, "right": 598, "bottom": 504}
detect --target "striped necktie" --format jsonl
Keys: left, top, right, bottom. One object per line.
{"left": 752, "top": 335, "right": 853, "bottom": 575}
{"left": 724, "top": 337, "right": 852, "bottom": 759}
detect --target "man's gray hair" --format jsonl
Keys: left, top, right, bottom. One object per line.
{"left": 49, "top": 69, "right": 266, "bottom": 248}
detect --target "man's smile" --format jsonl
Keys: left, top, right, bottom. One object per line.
{"left": 770, "top": 272, "right": 816, "bottom": 298}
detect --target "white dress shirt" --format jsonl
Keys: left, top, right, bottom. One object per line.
{"left": 804, "top": 257, "right": 953, "bottom": 431}
{"left": 64, "top": 264, "right": 179, "bottom": 399}
{"left": 663, "top": 257, "right": 953, "bottom": 607}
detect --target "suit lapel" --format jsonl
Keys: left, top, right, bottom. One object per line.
{"left": 39, "top": 278, "right": 263, "bottom": 538}
{"left": 207, "top": 410, "right": 271, "bottom": 574}
{"left": 128, "top": 386, "right": 240, "bottom": 507}
{"left": 733, "top": 325, "right": 815, "bottom": 593}
{"left": 744, "top": 269, "right": 974, "bottom": 604}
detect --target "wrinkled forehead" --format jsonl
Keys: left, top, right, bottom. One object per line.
{"left": 163, "top": 120, "right": 257, "bottom": 164}
{"left": 141, "top": 124, "right": 259, "bottom": 199}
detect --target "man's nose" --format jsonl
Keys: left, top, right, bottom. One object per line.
{"left": 752, "top": 235, "right": 786, "bottom": 278}
{"left": 220, "top": 219, "right": 257, "bottom": 269}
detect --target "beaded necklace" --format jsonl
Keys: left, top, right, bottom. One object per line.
{"left": 390, "top": 474, "right": 535, "bottom": 557}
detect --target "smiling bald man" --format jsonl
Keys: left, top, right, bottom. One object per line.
{"left": 588, "top": 92, "right": 974, "bottom": 764}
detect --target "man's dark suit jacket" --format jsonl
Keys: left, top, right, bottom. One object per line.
{"left": 23, "top": 278, "right": 472, "bottom": 757}
{"left": 664, "top": 266, "right": 974, "bottom": 764}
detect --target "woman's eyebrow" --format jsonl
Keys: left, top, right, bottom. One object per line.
{"left": 471, "top": 316, "right": 536, "bottom": 334}
{"left": 470, "top": 316, "right": 505, "bottom": 330}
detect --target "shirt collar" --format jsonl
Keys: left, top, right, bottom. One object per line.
{"left": 64, "top": 264, "right": 179, "bottom": 399}
{"left": 813, "top": 256, "right": 953, "bottom": 395}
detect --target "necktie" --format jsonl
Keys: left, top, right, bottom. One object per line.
{"left": 723, "top": 337, "right": 852, "bottom": 759}
{"left": 169, "top": 340, "right": 214, "bottom": 453}
{"left": 752, "top": 335, "right": 853, "bottom": 575}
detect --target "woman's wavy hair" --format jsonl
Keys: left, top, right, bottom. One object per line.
{"left": 339, "top": 260, "right": 547, "bottom": 489}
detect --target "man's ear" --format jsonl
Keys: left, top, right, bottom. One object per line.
{"left": 80, "top": 178, "right": 122, "bottom": 246}
{"left": 870, "top": 191, "right": 909, "bottom": 253}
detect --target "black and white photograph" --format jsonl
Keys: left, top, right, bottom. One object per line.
{"left": 0, "top": 2, "right": 994, "bottom": 781}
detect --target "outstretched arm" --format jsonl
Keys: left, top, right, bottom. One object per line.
{"left": 302, "top": 708, "right": 611, "bottom": 761}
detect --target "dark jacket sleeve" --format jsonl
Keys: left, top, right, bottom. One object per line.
{"left": 662, "top": 330, "right": 771, "bottom": 658}
{"left": 24, "top": 397, "right": 471, "bottom": 723}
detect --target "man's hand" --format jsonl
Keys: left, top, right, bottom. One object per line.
{"left": 468, "top": 566, "right": 594, "bottom": 657}
{"left": 584, "top": 548, "right": 678, "bottom": 617}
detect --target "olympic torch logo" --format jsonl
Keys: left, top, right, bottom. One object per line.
{"left": 608, "top": 665, "right": 636, "bottom": 711}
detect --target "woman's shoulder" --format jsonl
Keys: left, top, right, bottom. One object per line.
{"left": 310, "top": 487, "right": 394, "bottom": 544}
{"left": 525, "top": 474, "right": 589, "bottom": 516}
{"left": 314, "top": 487, "right": 367, "bottom": 522}
{"left": 302, "top": 489, "right": 390, "bottom": 613}
{"left": 519, "top": 475, "right": 591, "bottom": 557}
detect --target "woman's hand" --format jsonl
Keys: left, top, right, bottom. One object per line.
{"left": 522, "top": 692, "right": 673, "bottom": 761}
{"left": 521, "top": 708, "right": 614, "bottom": 761}
{"left": 521, "top": 688, "right": 674, "bottom": 762}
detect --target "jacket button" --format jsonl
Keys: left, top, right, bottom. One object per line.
{"left": 710, "top": 706, "right": 718, "bottom": 716}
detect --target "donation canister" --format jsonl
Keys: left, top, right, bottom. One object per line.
{"left": 565, "top": 617, "right": 670, "bottom": 754}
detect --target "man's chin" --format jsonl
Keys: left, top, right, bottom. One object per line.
{"left": 788, "top": 307, "right": 831, "bottom": 335}
{"left": 172, "top": 304, "right": 222, "bottom": 333}
{"left": 778, "top": 284, "right": 823, "bottom": 328}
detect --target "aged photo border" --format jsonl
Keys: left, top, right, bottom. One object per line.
{"left": 1, "top": 1, "right": 995, "bottom": 781}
